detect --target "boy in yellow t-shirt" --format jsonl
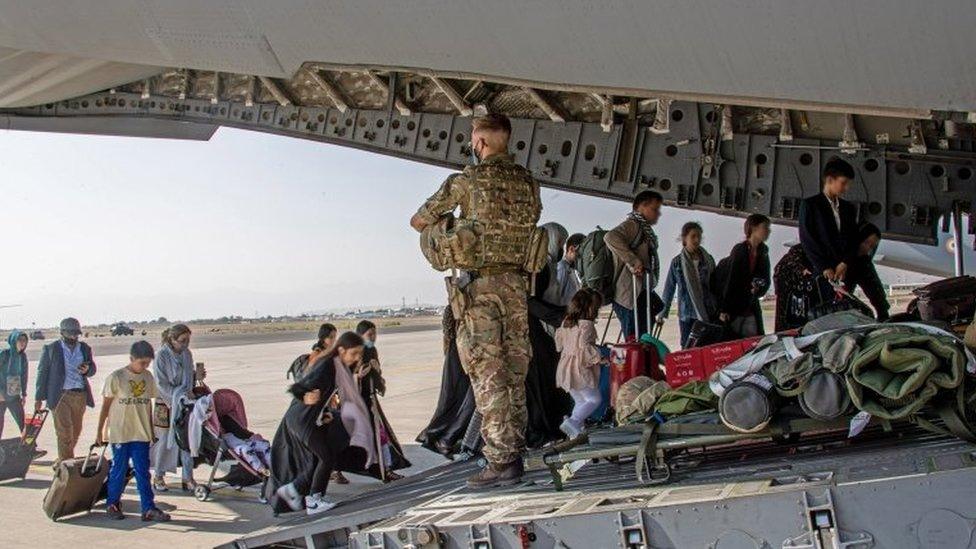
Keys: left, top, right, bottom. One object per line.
{"left": 96, "top": 341, "right": 171, "bottom": 521}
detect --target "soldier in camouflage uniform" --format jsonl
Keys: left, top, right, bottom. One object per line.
{"left": 411, "top": 113, "right": 542, "bottom": 488}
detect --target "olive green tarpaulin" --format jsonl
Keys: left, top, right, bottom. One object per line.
{"left": 847, "top": 328, "right": 966, "bottom": 420}
{"left": 653, "top": 380, "right": 718, "bottom": 417}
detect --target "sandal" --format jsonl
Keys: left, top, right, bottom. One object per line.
{"left": 152, "top": 477, "right": 169, "bottom": 492}
{"left": 383, "top": 471, "right": 405, "bottom": 483}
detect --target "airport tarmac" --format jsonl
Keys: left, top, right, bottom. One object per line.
{"left": 0, "top": 313, "right": 714, "bottom": 548}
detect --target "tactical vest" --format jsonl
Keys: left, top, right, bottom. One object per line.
{"left": 464, "top": 160, "right": 542, "bottom": 270}
{"left": 421, "top": 157, "right": 546, "bottom": 274}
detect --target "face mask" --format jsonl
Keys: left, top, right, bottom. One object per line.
{"left": 364, "top": 340, "right": 375, "bottom": 349}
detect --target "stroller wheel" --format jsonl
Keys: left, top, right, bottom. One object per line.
{"left": 194, "top": 485, "right": 211, "bottom": 502}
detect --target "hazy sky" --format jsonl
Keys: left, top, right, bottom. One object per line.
{"left": 0, "top": 126, "right": 935, "bottom": 329}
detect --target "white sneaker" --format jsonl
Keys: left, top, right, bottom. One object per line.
{"left": 560, "top": 417, "right": 583, "bottom": 439}
{"left": 305, "top": 493, "right": 337, "bottom": 515}
{"left": 275, "top": 482, "right": 303, "bottom": 512}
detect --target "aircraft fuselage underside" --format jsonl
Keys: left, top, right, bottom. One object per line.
{"left": 1, "top": 66, "right": 973, "bottom": 247}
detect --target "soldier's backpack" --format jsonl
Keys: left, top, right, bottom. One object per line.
{"left": 575, "top": 227, "right": 643, "bottom": 305}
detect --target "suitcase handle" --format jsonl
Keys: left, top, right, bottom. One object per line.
{"left": 630, "top": 271, "right": 654, "bottom": 339}
{"left": 80, "top": 443, "right": 108, "bottom": 477}
{"left": 21, "top": 409, "right": 49, "bottom": 445}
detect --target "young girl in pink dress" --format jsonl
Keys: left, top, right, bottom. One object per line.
{"left": 554, "top": 288, "right": 607, "bottom": 439}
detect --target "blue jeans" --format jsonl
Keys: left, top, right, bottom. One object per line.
{"left": 679, "top": 318, "right": 696, "bottom": 349}
{"left": 613, "top": 300, "right": 649, "bottom": 341}
{"left": 107, "top": 441, "right": 155, "bottom": 513}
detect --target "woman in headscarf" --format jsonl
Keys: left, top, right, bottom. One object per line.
{"left": 841, "top": 223, "right": 890, "bottom": 322}
{"left": 540, "top": 222, "right": 570, "bottom": 307}
{"left": 354, "top": 320, "right": 404, "bottom": 482}
{"left": 287, "top": 323, "right": 337, "bottom": 382}
{"left": 716, "top": 214, "right": 772, "bottom": 338}
{"left": 775, "top": 222, "right": 888, "bottom": 331}
{"left": 273, "top": 331, "right": 409, "bottom": 515}
{"left": 151, "top": 324, "right": 205, "bottom": 491}
{"left": 0, "top": 330, "right": 29, "bottom": 439}
{"left": 657, "top": 222, "right": 718, "bottom": 348}
{"left": 416, "top": 307, "right": 477, "bottom": 458}
{"left": 525, "top": 221, "right": 574, "bottom": 446}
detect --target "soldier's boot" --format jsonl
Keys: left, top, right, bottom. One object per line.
{"left": 466, "top": 458, "right": 524, "bottom": 489}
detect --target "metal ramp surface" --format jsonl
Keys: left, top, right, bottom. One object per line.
{"left": 228, "top": 423, "right": 976, "bottom": 548}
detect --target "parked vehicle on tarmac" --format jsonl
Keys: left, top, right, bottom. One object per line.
{"left": 110, "top": 323, "right": 134, "bottom": 336}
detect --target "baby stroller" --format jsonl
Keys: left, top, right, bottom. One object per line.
{"left": 174, "top": 388, "right": 270, "bottom": 502}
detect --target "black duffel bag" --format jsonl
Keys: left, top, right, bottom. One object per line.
{"left": 913, "top": 276, "right": 976, "bottom": 323}
{"left": 807, "top": 277, "right": 874, "bottom": 322}
{"left": 685, "top": 320, "right": 727, "bottom": 348}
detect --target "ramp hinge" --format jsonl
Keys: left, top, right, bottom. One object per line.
{"left": 783, "top": 490, "right": 874, "bottom": 549}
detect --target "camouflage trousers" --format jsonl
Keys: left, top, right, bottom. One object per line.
{"left": 455, "top": 272, "right": 531, "bottom": 466}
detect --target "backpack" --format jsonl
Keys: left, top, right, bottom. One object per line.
{"left": 710, "top": 255, "right": 733, "bottom": 303}
{"left": 575, "top": 226, "right": 643, "bottom": 305}
{"left": 287, "top": 354, "right": 311, "bottom": 382}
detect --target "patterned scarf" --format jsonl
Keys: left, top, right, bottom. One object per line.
{"left": 628, "top": 211, "right": 660, "bottom": 283}
{"left": 679, "top": 247, "right": 715, "bottom": 320}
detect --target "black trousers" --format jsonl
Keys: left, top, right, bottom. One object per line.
{"left": 294, "top": 425, "right": 368, "bottom": 496}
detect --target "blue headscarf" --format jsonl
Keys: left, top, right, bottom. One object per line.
{"left": 5, "top": 330, "right": 26, "bottom": 377}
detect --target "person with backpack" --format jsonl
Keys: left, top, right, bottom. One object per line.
{"left": 716, "top": 214, "right": 772, "bottom": 338}
{"left": 0, "top": 330, "right": 29, "bottom": 440}
{"left": 604, "top": 190, "right": 664, "bottom": 340}
{"left": 288, "top": 323, "right": 337, "bottom": 382}
{"left": 657, "top": 222, "right": 718, "bottom": 348}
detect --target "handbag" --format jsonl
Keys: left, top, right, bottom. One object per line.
{"left": 807, "top": 277, "right": 873, "bottom": 321}
{"left": 315, "top": 388, "right": 341, "bottom": 427}
{"left": 153, "top": 401, "right": 170, "bottom": 428}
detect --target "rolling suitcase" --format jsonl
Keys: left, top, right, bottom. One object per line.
{"left": 0, "top": 409, "right": 47, "bottom": 481}
{"left": 43, "top": 443, "right": 110, "bottom": 521}
{"left": 610, "top": 273, "right": 663, "bottom": 407}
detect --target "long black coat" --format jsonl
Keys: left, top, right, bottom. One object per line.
{"left": 717, "top": 241, "right": 771, "bottom": 330}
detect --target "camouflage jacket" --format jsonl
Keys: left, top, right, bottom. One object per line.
{"left": 416, "top": 153, "right": 543, "bottom": 270}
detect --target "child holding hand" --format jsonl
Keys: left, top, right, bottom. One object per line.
{"left": 555, "top": 288, "right": 607, "bottom": 439}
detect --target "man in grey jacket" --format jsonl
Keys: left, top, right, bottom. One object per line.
{"left": 604, "top": 191, "right": 664, "bottom": 340}
{"left": 34, "top": 317, "right": 96, "bottom": 462}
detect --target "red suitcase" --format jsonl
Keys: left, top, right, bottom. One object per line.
{"left": 0, "top": 409, "right": 48, "bottom": 481}
{"left": 609, "top": 273, "right": 663, "bottom": 406}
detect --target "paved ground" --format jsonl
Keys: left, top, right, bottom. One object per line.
{"left": 0, "top": 312, "right": 730, "bottom": 548}
{"left": 2, "top": 326, "right": 452, "bottom": 548}
{"left": 21, "top": 321, "right": 442, "bottom": 362}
